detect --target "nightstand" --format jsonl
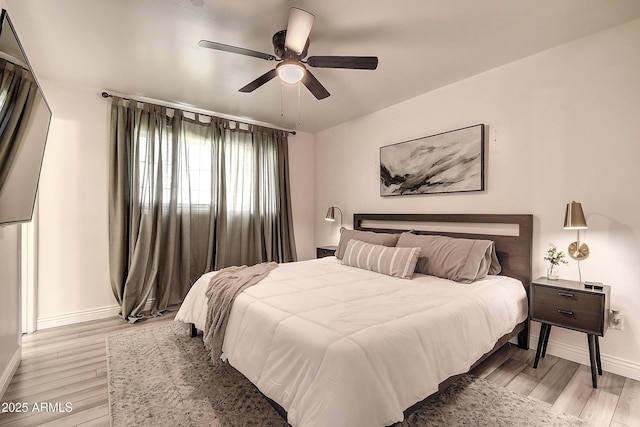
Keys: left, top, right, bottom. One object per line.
{"left": 530, "top": 277, "right": 610, "bottom": 388}
{"left": 316, "top": 245, "right": 337, "bottom": 258}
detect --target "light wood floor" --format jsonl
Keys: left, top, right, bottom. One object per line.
{"left": 0, "top": 312, "right": 177, "bottom": 427}
{"left": 470, "top": 343, "right": 640, "bottom": 427}
{"left": 1, "top": 315, "right": 639, "bottom": 426}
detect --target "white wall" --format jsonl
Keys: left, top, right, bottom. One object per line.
{"left": 0, "top": 223, "right": 21, "bottom": 398}
{"left": 315, "top": 19, "right": 640, "bottom": 379}
{"left": 34, "top": 81, "right": 317, "bottom": 328}
{"left": 35, "top": 82, "right": 115, "bottom": 326}
{"left": 288, "top": 131, "right": 316, "bottom": 261}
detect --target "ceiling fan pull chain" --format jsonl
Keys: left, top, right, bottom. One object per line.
{"left": 297, "top": 82, "right": 301, "bottom": 125}
{"left": 281, "top": 81, "right": 285, "bottom": 117}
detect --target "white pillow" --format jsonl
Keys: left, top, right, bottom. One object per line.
{"left": 341, "top": 239, "right": 421, "bottom": 280}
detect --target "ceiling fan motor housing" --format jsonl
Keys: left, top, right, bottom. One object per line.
{"left": 273, "top": 30, "right": 309, "bottom": 59}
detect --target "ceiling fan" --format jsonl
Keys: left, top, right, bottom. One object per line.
{"left": 198, "top": 7, "right": 378, "bottom": 100}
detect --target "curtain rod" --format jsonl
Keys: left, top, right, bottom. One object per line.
{"left": 101, "top": 91, "right": 296, "bottom": 136}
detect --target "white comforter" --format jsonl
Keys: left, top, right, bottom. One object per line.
{"left": 176, "top": 257, "right": 527, "bottom": 427}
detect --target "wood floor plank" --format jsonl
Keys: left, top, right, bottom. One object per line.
{"left": 22, "top": 333, "right": 119, "bottom": 357}
{"left": 15, "top": 348, "right": 106, "bottom": 375}
{"left": 55, "top": 342, "right": 107, "bottom": 360}
{"left": 4, "top": 370, "right": 99, "bottom": 399}
{"left": 521, "top": 353, "right": 561, "bottom": 380}
{"left": 528, "top": 357, "right": 580, "bottom": 404}
{"left": 76, "top": 414, "right": 109, "bottom": 427}
{"left": 20, "top": 318, "right": 125, "bottom": 343}
{"left": 21, "top": 321, "right": 117, "bottom": 341}
{"left": 470, "top": 343, "right": 518, "bottom": 378}
{"left": 580, "top": 389, "right": 619, "bottom": 426}
{"left": 597, "top": 371, "right": 626, "bottom": 397}
{"left": 485, "top": 357, "right": 527, "bottom": 387}
{"left": 510, "top": 347, "right": 536, "bottom": 365}
{"left": 18, "top": 341, "right": 105, "bottom": 368}
{"left": 11, "top": 356, "right": 106, "bottom": 382}
{"left": 7, "top": 361, "right": 105, "bottom": 390}
{"left": 505, "top": 370, "right": 539, "bottom": 396}
{"left": 3, "top": 375, "right": 107, "bottom": 409}
{"left": 551, "top": 365, "right": 592, "bottom": 417}
{"left": 37, "top": 402, "right": 108, "bottom": 427}
{"left": 612, "top": 378, "right": 640, "bottom": 427}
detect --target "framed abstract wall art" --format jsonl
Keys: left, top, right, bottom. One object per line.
{"left": 380, "top": 124, "right": 485, "bottom": 196}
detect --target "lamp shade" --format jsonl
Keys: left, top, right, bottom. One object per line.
{"left": 563, "top": 201, "right": 588, "bottom": 230}
{"left": 325, "top": 206, "right": 343, "bottom": 228}
{"left": 325, "top": 207, "right": 337, "bottom": 221}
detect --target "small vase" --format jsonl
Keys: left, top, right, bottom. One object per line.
{"left": 547, "top": 265, "right": 559, "bottom": 280}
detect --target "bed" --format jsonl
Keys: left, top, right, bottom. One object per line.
{"left": 175, "top": 213, "right": 533, "bottom": 427}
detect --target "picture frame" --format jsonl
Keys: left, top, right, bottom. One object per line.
{"left": 380, "top": 124, "right": 485, "bottom": 196}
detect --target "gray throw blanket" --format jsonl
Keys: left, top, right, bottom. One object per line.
{"left": 204, "top": 262, "right": 278, "bottom": 365}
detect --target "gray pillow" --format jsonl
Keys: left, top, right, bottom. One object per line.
{"left": 395, "top": 232, "right": 501, "bottom": 283}
{"left": 335, "top": 229, "right": 400, "bottom": 260}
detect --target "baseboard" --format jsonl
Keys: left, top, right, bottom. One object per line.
{"left": 36, "top": 299, "right": 156, "bottom": 330}
{"left": 531, "top": 332, "right": 640, "bottom": 382}
{"left": 0, "top": 347, "right": 21, "bottom": 400}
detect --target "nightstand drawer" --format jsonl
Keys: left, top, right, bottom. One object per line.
{"left": 533, "top": 285, "right": 603, "bottom": 313}
{"left": 531, "top": 283, "right": 608, "bottom": 336}
{"left": 531, "top": 301, "right": 603, "bottom": 334}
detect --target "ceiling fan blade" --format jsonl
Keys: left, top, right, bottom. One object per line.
{"left": 284, "top": 7, "right": 314, "bottom": 54}
{"left": 307, "top": 56, "right": 378, "bottom": 70}
{"left": 239, "top": 69, "right": 278, "bottom": 93}
{"left": 198, "top": 40, "right": 276, "bottom": 61}
{"left": 301, "top": 69, "right": 330, "bottom": 100}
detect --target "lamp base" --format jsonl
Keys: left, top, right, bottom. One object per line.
{"left": 568, "top": 241, "right": 589, "bottom": 259}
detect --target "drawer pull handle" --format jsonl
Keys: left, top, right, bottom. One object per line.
{"left": 558, "top": 292, "right": 574, "bottom": 298}
{"left": 557, "top": 309, "right": 574, "bottom": 316}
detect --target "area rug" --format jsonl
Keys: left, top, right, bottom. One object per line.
{"left": 107, "top": 322, "right": 586, "bottom": 427}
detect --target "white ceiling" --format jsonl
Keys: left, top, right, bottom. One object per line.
{"left": 5, "top": 0, "right": 640, "bottom": 133}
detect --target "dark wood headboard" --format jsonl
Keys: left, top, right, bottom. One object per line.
{"left": 353, "top": 213, "right": 533, "bottom": 294}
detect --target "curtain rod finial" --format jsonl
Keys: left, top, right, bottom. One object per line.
{"left": 101, "top": 92, "right": 112, "bottom": 98}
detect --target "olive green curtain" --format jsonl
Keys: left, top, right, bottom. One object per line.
{"left": 0, "top": 60, "right": 37, "bottom": 193}
{"left": 108, "top": 97, "right": 296, "bottom": 322}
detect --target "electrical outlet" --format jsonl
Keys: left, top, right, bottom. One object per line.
{"left": 610, "top": 310, "right": 624, "bottom": 330}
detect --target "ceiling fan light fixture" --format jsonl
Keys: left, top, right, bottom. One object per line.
{"left": 277, "top": 62, "right": 305, "bottom": 84}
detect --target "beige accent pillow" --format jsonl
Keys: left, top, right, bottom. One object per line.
{"left": 341, "top": 239, "right": 420, "bottom": 280}
{"left": 335, "top": 229, "right": 400, "bottom": 260}
{"left": 395, "top": 232, "right": 501, "bottom": 283}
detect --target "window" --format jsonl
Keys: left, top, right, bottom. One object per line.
{"left": 136, "top": 121, "right": 275, "bottom": 215}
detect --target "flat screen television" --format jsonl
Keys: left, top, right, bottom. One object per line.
{"left": 0, "top": 9, "right": 51, "bottom": 225}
